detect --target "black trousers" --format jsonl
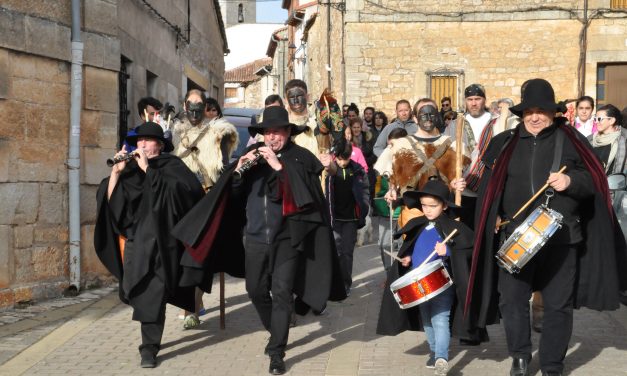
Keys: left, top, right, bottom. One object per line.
{"left": 245, "top": 238, "right": 299, "bottom": 357}
{"left": 333, "top": 220, "right": 358, "bottom": 292}
{"left": 139, "top": 301, "right": 167, "bottom": 355}
{"left": 498, "top": 243, "right": 577, "bottom": 373}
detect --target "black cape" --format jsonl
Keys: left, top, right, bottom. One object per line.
{"left": 376, "top": 214, "right": 486, "bottom": 341}
{"left": 94, "top": 154, "right": 205, "bottom": 321}
{"left": 172, "top": 142, "right": 346, "bottom": 312}
{"left": 171, "top": 161, "right": 247, "bottom": 293}
{"left": 466, "top": 121, "right": 627, "bottom": 330}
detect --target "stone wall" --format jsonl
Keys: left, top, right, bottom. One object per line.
{"left": 225, "top": 77, "right": 273, "bottom": 109}
{"left": 119, "top": 0, "right": 227, "bottom": 126}
{"left": 0, "top": 0, "right": 118, "bottom": 308}
{"left": 304, "top": 5, "right": 345, "bottom": 102}
{"left": 343, "top": 20, "right": 581, "bottom": 115}
{"left": 0, "top": 0, "right": 228, "bottom": 309}
{"left": 304, "top": 0, "right": 627, "bottom": 118}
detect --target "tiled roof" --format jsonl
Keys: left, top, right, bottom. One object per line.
{"left": 266, "top": 26, "right": 288, "bottom": 58}
{"left": 224, "top": 57, "right": 273, "bottom": 84}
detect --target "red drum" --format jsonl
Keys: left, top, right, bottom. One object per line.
{"left": 390, "top": 260, "right": 453, "bottom": 309}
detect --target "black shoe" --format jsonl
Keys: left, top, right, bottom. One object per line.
{"left": 541, "top": 372, "right": 562, "bottom": 376}
{"left": 140, "top": 349, "right": 157, "bottom": 368}
{"left": 459, "top": 338, "right": 481, "bottom": 346}
{"left": 510, "top": 357, "right": 530, "bottom": 376}
{"left": 269, "top": 354, "right": 286, "bottom": 375}
{"left": 312, "top": 305, "right": 327, "bottom": 316}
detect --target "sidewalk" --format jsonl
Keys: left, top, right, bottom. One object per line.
{"left": 0, "top": 243, "right": 626, "bottom": 375}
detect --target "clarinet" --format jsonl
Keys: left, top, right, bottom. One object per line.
{"left": 106, "top": 152, "right": 138, "bottom": 167}
{"left": 234, "top": 149, "right": 263, "bottom": 178}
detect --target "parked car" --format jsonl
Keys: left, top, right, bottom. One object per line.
{"left": 222, "top": 107, "right": 262, "bottom": 160}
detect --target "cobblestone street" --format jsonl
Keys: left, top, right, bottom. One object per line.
{"left": 1, "top": 243, "right": 626, "bottom": 375}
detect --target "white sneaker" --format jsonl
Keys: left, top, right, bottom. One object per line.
{"left": 183, "top": 314, "right": 200, "bottom": 329}
{"left": 434, "top": 358, "right": 448, "bottom": 375}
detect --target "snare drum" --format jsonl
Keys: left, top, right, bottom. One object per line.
{"left": 495, "top": 205, "right": 563, "bottom": 274}
{"left": 390, "top": 260, "right": 453, "bottom": 309}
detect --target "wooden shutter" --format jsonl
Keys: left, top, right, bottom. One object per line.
{"left": 430, "top": 76, "right": 458, "bottom": 109}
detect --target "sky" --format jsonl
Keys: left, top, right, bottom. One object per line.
{"left": 257, "top": 0, "right": 286, "bottom": 23}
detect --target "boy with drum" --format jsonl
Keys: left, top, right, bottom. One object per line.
{"left": 376, "top": 179, "right": 474, "bottom": 376}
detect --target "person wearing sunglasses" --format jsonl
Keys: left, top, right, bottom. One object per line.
{"left": 589, "top": 104, "right": 625, "bottom": 174}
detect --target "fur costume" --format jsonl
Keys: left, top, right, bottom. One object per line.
{"left": 172, "top": 116, "right": 238, "bottom": 189}
{"left": 290, "top": 110, "right": 319, "bottom": 157}
{"left": 258, "top": 108, "right": 320, "bottom": 156}
{"left": 374, "top": 135, "right": 470, "bottom": 195}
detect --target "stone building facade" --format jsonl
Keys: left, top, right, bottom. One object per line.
{"left": 301, "top": 0, "right": 627, "bottom": 116}
{"left": 224, "top": 57, "right": 274, "bottom": 108}
{"left": 0, "top": 0, "right": 227, "bottom": 309}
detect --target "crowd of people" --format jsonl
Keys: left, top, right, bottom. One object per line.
{"left": 94, "top": 77, "right": 627, "bottom": 376}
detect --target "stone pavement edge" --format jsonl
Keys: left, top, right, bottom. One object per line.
{"left": 0, "top": 243, "right": 626, "bottom": 375}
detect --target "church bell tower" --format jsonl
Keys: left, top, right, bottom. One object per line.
{"left": 219, "top": 0, "right": 257, "bottom": 27}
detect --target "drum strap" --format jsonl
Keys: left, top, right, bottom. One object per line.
{"left": 551, "top": 129, "right": 564, "bottom": 173}
{"left": 545, "top": 129, "right": 565, "bottom": 203}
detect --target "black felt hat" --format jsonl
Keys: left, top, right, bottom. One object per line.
{"left": 248, "top": 106, "right": 307, "bottom": 136}
{"left": 402, "top": 179, "right": 459, "bottom": 210}
{"left": 510, "top": 78, "right": 564, "bottom": 117}
{"left": 126, "top": 121, "right": 173, "bottom": 152}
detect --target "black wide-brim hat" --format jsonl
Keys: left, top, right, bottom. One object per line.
{"left": 126, "top": 121, "right": 174, "bottom": 152}
{"left": 248, "top": 106, "right": 308, "bottom": 137}
{"left": 402, "top": 179, "right": 459, "bottom": 210}
{"left": 510, "top": 78, "right": 565, "bottom": 117}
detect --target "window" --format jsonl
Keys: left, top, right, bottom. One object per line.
{"left": 426, "top": 68, "right": 464, "bottom": 111}
{"left": 596, "top": 63, "right": 627, "bottom": 109}
{"left": 611, "top": 0, "right": 627, "bottom": 9}
{"left": 146, "top": 70, "right": 158, "bottom": 97}
{"left": 213, "top": 85, "right": 220, "bottom": 100}
{"left": 238, "top": 4, "right": 244, "bottom": 23}
{"left": 225, "top": 87, "right": 238, "bottom": 99}
{"left": 186, "top": 77, "right": 205, "bottom": 92}
{"left": 118, "top": 56, "right": 132, "bottom": 148}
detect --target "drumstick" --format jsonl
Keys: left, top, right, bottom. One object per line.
{"left": 166, "top": 113, "right": 172, "bottom": 130}
{"left": 383, "top": 249, "right": 403, "bottom": 263}
{"left": 499, "top": 166, "right": 567, "bottom": 228}
{"left": 414, "top": 229, "right": 458, "bottom": 272}
{"left": 144, "top": 109, "right": 149, "bottom": 121}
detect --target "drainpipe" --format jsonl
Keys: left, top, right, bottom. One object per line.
{"left": 68, "top": 0, "right": 83, "bottom": 292}
{"left": 326, "top": 0, "right": 332, "bottom": 89}
{"left": 577, "top": 0, "right": 589, "bottom": 97}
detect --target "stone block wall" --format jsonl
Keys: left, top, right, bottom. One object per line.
{"left": 0, "top": 0, "right": 228, "bottom": 309}
{"left": 342, "top": 19, "right": 581, "bottom": 115}
{"left": 304, "top": 5, "right": 346, "bottom": 102}
{"left": 0, "top": 0, "right": 120, "bottom": 308}
{"left": 304, "top": 0, "right": 627, "bottom": 118}
{"left": 119, "top": 0, "right": 227, "bottom": 126}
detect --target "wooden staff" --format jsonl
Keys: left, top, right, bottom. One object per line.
{"left": 499, "top": 165, "right": 567, "bottom": 228}
{"left": 454, "top": 112, "right": 464, "bottom": 206}
{"left": 219, "top": 272, "right": 226, "bottom": 330}
{"left": 415, "top": 229, "right": 458, "bottom": 271}
{"left": 384, "top": 249, "right": 403, "bottom": 262}
{"left": 389, "top": 199, "right": 394, "bottom": 265}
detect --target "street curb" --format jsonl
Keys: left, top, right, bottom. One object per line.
{"left": 0, "top": 293, "right": 120, "bottom": 375}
